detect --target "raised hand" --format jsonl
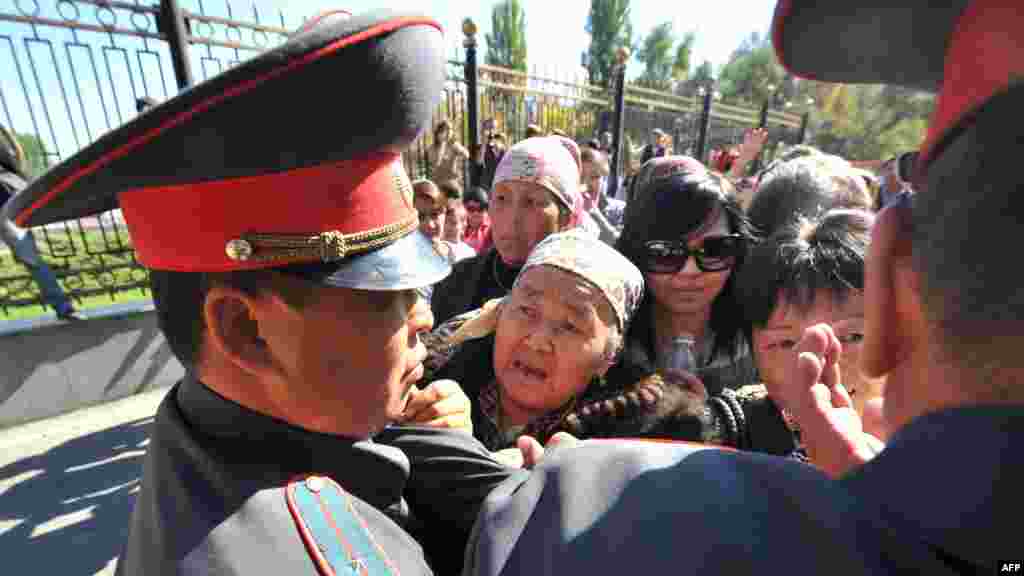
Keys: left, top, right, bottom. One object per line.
{"left": 739, "top": 128, "right": 769, "bottom": 159}
{"left": 787, "top": 324, "right": 885, "bottom": 478}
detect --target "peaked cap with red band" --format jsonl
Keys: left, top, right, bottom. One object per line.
{"left": 771, "top": 0, "right": 1022, "bottom": 173}
{"left": 2, "top": 9, "right": 451, "bottom": 290}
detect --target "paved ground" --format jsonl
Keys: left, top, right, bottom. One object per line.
{"left": 0, "top": 387, "right": 170, "bottom": 575}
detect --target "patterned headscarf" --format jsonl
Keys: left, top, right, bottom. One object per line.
{"left": 514, "top": 229, "right": 644, "bottom": 333}
{"left": 492, "top": 136, "right": 584, "bottom": 227}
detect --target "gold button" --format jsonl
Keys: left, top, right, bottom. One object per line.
{"left": 225, "top": 239, "right": 253, "bottom": 261}
{"left": 305, "top": 476, "right": 324, "bottom": 493}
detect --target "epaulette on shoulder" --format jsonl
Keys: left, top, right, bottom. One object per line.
{"left": 285, "top": 475, "right": 399, "bottom": 576}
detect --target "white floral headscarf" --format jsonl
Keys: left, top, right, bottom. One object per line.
{"left": 514, "top": 229, "right": 644, "bottom": 333}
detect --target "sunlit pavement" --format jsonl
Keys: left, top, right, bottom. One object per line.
{"left": 0, "top": 387, "right": 170, "bottom": 575}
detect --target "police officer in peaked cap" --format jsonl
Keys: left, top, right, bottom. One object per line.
{"left": 464, "top": 2, "right": 1023, "bottom": 574}
{"left": 4, "top": 9, "right": 523, "bottom": 575}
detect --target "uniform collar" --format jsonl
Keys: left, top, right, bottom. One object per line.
{"left": 176, "top": 373, "right": 411, "bottom": 510}
{"left": 842, "top": 405, "right": 1024, "bottom": 567}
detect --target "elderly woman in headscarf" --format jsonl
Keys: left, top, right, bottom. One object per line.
{"left": 431, "top": 136, "right": 588, "bottom": 326}
{"left": 423, "top": 229, "right": 645, "bottom": 450}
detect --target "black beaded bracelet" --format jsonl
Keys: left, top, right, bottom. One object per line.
{"left": 719, "top": 389, "right": 749, "bottom": 451}
{"left": 708, "top": 396, "right": 738, "bottom": 448}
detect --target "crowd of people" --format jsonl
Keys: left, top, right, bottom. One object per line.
{"left": 411, "top": 109, "right": 897, "bottom": 463}
{"left": 0, "top": 2, "right": 1018, "bottom": 574}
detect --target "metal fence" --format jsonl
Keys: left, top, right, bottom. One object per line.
{"left": 0, "top": 0, "right": 296, "bottom": 316}
{"left": 0, "top": 1, "right": 804, "bottom": 318}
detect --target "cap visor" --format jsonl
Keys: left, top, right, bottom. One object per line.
{"left": 322, "top": 230, "right": 450, "bottom": 291}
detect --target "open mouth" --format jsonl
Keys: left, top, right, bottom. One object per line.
{"left": 513, "top": 359, "right": 548, "bottom": 381}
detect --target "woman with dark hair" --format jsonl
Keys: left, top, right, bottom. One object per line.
{"left": 429, "top": 119, "right": 469, "bottom": 188}
{"left": 609, "top": 156, "right": 758, "bottom": 397}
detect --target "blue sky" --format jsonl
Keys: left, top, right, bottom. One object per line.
{"left": 326, "top": 0, "right": 778, "bottom": 76}
{"left": 0, "top": 0, "right": 779, "bottom": 164}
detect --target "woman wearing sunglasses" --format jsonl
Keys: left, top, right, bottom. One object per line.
{"left": 609, "top": 156, "right": 758, "bottom": 398}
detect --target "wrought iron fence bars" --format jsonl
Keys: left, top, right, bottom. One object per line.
{"left": 0, "top": 3, "right": 808, "bottom": 318}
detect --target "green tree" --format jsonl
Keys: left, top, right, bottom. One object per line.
{"left": 714, "top": 30, "right": 933, "bottom": 161}
{"left": 15, "top": 132, "right": 50, "bottom": 179}
{"left": 676, "top": 59, "right": 715, "bottom": 97}
{"left": 810, "top": 83, "right": 933, "bottom": 160}
{"left": 636, "top": 21, "right": 675, "bottom": 90}
{"left": 485, "top": 0, "right": 528, "bottom": 72}
{"left": 715, "top": 31, "right": 786, "bottom": 104}
{"left": 672, "top": 31, "right": 696, "bottom": 82}
{"left": 584, "top": 0, "right": 633, "bottom": 88}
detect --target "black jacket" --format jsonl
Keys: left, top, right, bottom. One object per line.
{"left": 431, "top": 249, "right": 518, "bottom": 326}
{"left": 116, "top": 376, "right": 520, "bottom": 576}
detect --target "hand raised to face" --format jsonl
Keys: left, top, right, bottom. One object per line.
{"left": 785, "top": 323, "right": 885, "bottom": 478}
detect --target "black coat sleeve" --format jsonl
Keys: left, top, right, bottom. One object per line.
{"left": 430, "top": 252, "right": 490, "bottom": 326}
{"left": 376, "top": 426, "right": 526, "bottom": 576}
{"left": 430, "top": 269, "right": 459, "bottom": 327}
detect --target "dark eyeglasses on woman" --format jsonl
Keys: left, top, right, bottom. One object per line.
{"left": 644, "top": 234, "right": 746, "bottom": 274}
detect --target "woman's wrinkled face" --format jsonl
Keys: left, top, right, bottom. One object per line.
{"left": 493, "top": 266, "right": 616, "bottom": 421}
{"left": 753, "top": 291, "right": 884, "bottom": 416}
{"left": 645, "top": 210, "right": 734, "bottom": 317}
{"left": 490, "top": 180, "right": 566, "bottom": 266}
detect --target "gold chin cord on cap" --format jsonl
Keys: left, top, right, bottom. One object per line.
{"left": 223, "top": 214, "right": 419, "bottom": 264}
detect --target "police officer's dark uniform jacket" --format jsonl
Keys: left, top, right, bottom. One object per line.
{"left": 3, "top": 10, "right": 522, "bottom": 575}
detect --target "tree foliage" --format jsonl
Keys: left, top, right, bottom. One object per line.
{"left": 485, "top": 0, "right": 528, "bottom": 72}
{"left": 672, "top": 31, "right": 696, "bottom": 82}
{"left": 584, "top": 0, "right": 633, "bottom": 88}
{"left": 809, "top": 83, "right": 933, "bottom": 160}
{"left": 675, "top": 58, "right": 714, "bottom": 97}
{"left": 713, "top": 29, "right": 933, "bottom": 161}
{"left": 716, "top": 32, "right": 786, "bottom": 105}
{"left": 636, "top": 22, "right": 675, "bottom": 90}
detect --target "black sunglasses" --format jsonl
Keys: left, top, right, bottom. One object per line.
{"left": 643, "top": 234, "right": 747, "bottom": 274}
